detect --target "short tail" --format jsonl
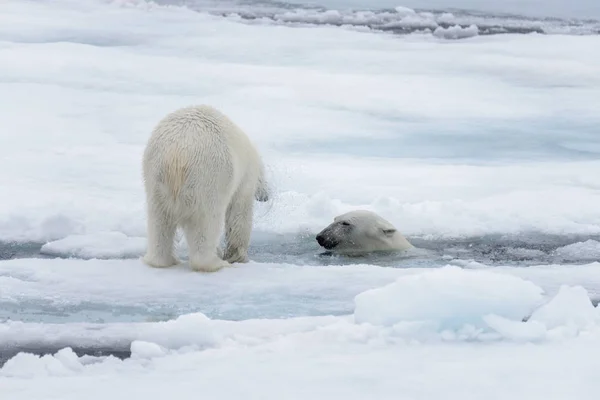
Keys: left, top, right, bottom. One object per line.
{"left": 163, "top": 147, "right": 189, "bottom": 200}
{"left": 254, "top": 164, "right": 270, "bottom": 202}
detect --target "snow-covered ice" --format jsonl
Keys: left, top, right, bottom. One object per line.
{"left": 353, "top": 266, "right": 544, "bottom": 328}
{"left": 2, "top": 267, "right": 600, "bottom": 398}
{"left": 433, "top": 24, "right": 479, "bottom": 39}
{"left": 1, "top": 0, "right": 600, "bottom": 242}
{"left": 1, "top": 0, "right": 600, "bottom": 398}
{"left": 528, "top": 285, "right": 600, "bottom": 331}
{"left": 3, "top": 256, "right": 600, "bottom": 324}
{"left": 39, "top": 232, "right": 147, "bottom": 259}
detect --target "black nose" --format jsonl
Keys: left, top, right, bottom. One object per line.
{"left": 316, "top": 234, "right": 338, "bottom": 250}
{"left": 316, "top": 234, "right": 326, "bottom": 246}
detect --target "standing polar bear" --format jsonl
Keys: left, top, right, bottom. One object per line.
{"left": 316, "top": 210, "right": 412, "bottom": 255}
{"left": 142, "top": 105, "right": 269, "bottom": 272}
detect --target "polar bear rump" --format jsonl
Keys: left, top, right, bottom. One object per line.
{"left": 316, "top": 210, "right": 412, "bottom": 255}
{"left": 142, "top": 105, "right": 269, "bottom": 272}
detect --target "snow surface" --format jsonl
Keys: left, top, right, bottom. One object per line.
{"left": 1, "top": 0, "right": 600, "bottom": 242}
{"left": 2, "top": 267, "right": 600, "bottom": 399}
{"left": 40, "top": 232, "right": 147, "bottom": 259}
{"left": 3, "top": 256, "right": 600, "bottom": 324}
{"left": 2, "top": 0, "right": 600, "bottom": 398}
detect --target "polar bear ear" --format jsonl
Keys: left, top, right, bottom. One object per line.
{"left": 382, "top": 228, "right": 396, "bottom": 237}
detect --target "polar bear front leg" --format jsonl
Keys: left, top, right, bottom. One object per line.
{"left": 143, "top": 200, "right": 179, "bottom": 268}
{"left": 183, "top": 213, "right": 230, "bottom": 273}
{"left": 223, "top": 194, "right": 253, "bottom": 264}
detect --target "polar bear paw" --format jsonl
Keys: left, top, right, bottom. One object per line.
{"left": 224, "top": 247, "right": 249, "bottom": 264}
{"left": 189, "top": 255, "right": 230, "bottom": 273}
{"left": 142, "top": 254, "right": 180, "bottom": 269}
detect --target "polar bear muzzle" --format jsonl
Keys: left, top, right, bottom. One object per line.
{"left": 316, "top": 221, "right": 352, "bottom": 250}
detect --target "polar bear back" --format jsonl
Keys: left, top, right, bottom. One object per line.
{"left": 143, "top": 105, "right": 263, "bottom": 210}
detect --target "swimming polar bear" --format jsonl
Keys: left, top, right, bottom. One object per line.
{"left": 316, "top": 210, "right": 412, "bottom": 255}
{"left": 142, "top": 104, "right": 269, "bottom": 272}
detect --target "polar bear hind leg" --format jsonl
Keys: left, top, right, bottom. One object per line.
{"left": 223, "top": 187, "right": 254, "bottom": 264}
{"left": 182, "top": 206, "right": 231, "bottom": 273}
{"left": 143, "top": 197, "right": 180, "bottom": 268}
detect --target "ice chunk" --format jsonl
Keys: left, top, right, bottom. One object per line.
{"left": 130, "top": 340, "right": 166, "bottom": 359}
{"left": 484, "top": 314, "right": 547, "bottom": 342}
{"left": 529, "top": 285, "right": 599, "bottom": 330}
{"left": 437, "top": 12, "right": 456, "bottom": 24}
{"left": 448, "top": 259, "right": 489, "bottom": 269}
{"left": 0, "top": 347, "right": 82, "bottom": 378}
{"left": 40, "top": 231, "right": 146, "bottom": 259}
{"left": 554, "top": 240, "right": 600, "bottom": 262}
{"left": 485, "top": 285, "right": 600, "bottom": 341}
{"left": 394, "top": 6, "right": 416, "bottom": 16}
{"left": 53, "top": 347, "right": 84, "bottom": 372}
{"left": 353, "top": 266, "right": 544, "bottom": 330}
{"left": 136, "top": 313, "right": 218, "bottom": 350}
{"left": 433, "top": 24, "right": 479, "bottom": 39}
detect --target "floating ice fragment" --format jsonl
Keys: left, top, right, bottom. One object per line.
{"left": 0, "top": 347, "right": 83, "bottom": 378}
{"left": 40, "top": 231, "right": 146, "bottom": 259}
{"left": 529, "top": 285, "right": 599, "bottom": 330}
{"left": 394, "top": 6, "right": 416, "bottom": 16}
{"left": 433, "top": 24, "right": 479, "bottom": 39}
{"left": 131, "top": 340, "right": 167, "bottom": 359}
{"left": 353, "top": 266, "right": 543, "bottom": 330}
{"left": 484, "top": 314, "right": 547, "bottom": 342}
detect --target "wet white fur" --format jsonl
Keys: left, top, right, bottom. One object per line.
{"left": 317, "top": 210, "right": 412, "bottom": 255}
{"left": 142, "top": 105, "right": 269, "bottom": 272}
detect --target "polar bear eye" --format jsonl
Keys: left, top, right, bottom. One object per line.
{"left": 341, "top": 221, "right": 351, "bottom": 226}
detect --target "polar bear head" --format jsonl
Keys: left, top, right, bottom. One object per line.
{"left": 315, "top": 210, "right": 412, "bottom": 255}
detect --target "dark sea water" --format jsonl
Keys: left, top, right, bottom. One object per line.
{"left": 155, "top": 0, "right": 600, "bottom": 37}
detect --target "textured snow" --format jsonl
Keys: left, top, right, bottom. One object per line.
{"left": 1, "top": 257, "right": 600, "bottom": 325}
{"left": 40, "top": 232, "right": 146, "bottom": 259}
{"left": 2, "top": 279, "right": 600, "bottom": 399}
{"left": 1, "top": 0, "right": 600, "bottom": 244}
{"left": 1, "top": 266, "right": 599, "bottom": 352}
